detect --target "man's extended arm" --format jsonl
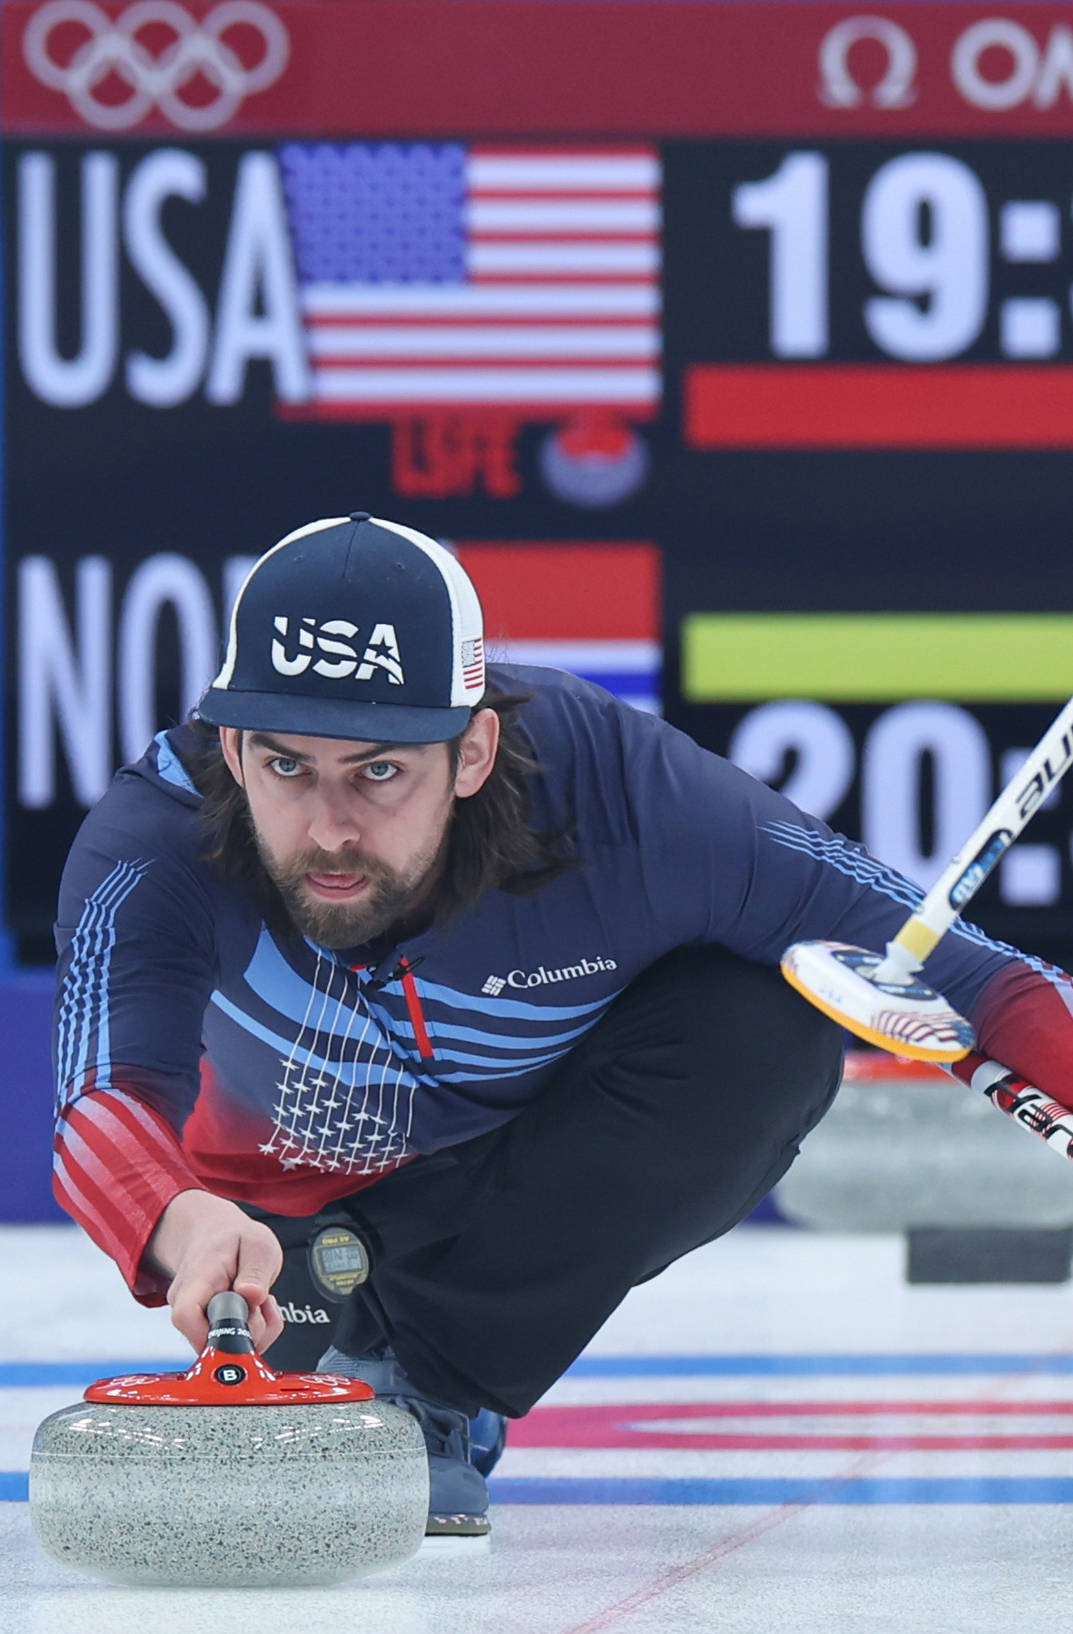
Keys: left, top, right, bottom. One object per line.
{"left": 54, "top": 1077, "right": 284, "bottom": 1350}
{"left": 52, "top": 771, "right": 286, "bottom": 1350}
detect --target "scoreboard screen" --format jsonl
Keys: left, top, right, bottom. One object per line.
{"left": 664, "top": 129, "right": 1073, "bottom": 958}
{"left": 2, "top": 0, "right": 1073, "bottom": 965}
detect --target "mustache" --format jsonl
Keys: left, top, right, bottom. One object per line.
{"left": 283, "top": 848, "right": 389, "bottom": 879}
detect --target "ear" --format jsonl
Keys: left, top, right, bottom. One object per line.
{"left": 219, "top": 727, "right": 245, "bottom": 787}
{"left": 453, "top": 708, "right": 500, "bottom": 799}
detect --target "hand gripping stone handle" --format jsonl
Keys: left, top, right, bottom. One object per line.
{"left": 83, "top": 1283, "right": 377, "bottom": 1406}
{"left": 206, "top": 1291, "right": 256, "bottom": 1355}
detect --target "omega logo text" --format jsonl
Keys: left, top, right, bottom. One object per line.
{"left": 818, "top": 14, "right": 1073, "bottom": 113}
{"left": 950, "top": 19, "right": 1073, "bottom": 111}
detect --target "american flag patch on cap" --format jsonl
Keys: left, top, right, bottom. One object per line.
{"left": 461, "top": 637, "right": 485, "bottom": 689}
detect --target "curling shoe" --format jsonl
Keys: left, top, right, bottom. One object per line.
{"left": 318, "top": 1345, "right": 493, "bottom": 1537}
{"left": 469, "top": 1405, "right": 508, "bottom": 1477}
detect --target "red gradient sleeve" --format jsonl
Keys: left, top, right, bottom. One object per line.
{"left": 52, "top": 1076, "right": 207, "bottom": 1305}
{"left": 952, "top": 963, "right": 1073, "bottom": 1110}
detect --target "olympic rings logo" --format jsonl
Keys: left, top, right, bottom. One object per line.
{"left": 22, "top": 0, "right": 289, "bottom": 130}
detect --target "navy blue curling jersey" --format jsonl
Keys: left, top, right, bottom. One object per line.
{"left": 52, "top": 666, "right": 1073, "bottom": 1301}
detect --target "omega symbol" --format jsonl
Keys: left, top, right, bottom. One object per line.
{"left": 818, "top": 16, "right": 918, "bottom": 109}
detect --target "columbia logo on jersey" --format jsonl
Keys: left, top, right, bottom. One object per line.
{"left": 271, "top": 616, "right": 405, "bottom": 684}
{"left": 277, "top": 1302, "right": 332, "bottom": 1324}
{"left": 483, "top": 957, "right": 618, "bottom": 995}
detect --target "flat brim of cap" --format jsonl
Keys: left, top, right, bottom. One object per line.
{"left": 197, "top": 687, "right": 472, "bottom": 744}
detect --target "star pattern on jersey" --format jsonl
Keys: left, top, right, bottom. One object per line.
{"left": 259, "top": 951, "right": 419, "bottom": 1177}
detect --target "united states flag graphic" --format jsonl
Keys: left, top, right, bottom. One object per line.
{"left": 461, "top": 637, "right": 485, "bottom": 689}
{"left": 277, "top": 143, "right": 662, "bottom": 419}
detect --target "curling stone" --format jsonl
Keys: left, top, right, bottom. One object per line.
{"left": 775, "top": 1051, "right": 1073, "bottom": 1234}
{"left": 29, "top": 1291, "right": 428, "bottom": 1587}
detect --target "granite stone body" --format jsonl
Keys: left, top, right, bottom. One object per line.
{"left": 29, "top": 1396, "right": 428, "bottom": 1587}
{"left": 776, "top": 1072, "right": 1073, "bottom": 1230}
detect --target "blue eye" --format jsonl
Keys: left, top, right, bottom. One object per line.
{"left": 269, "top": 757, "right": 304, "bottom": 778}
{"left": 364, "top": 762, "right": 398, "bottom": 782}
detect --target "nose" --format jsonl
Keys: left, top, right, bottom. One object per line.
{"left": 305, "top": 786, "right": 362, "bottom": 854}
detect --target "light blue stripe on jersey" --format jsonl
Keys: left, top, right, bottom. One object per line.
{"left": 379, "top": 1038, "right": 578, "bottom": 1072}
{"left": 57, "top": 867, "right": 123, "bottom": 1087}
{"left": 208, "top": 989, "right": 417, "bottom": 1087}
{"left": 56, "top": 859, "right": 150, "bottom": 1097}
{"left": 762, "top": 821, "right": 923, "bottom": 912}
{"left": 429, "top": 1050, "right": 577, "bottom": 1080}
{"left": 243, "top": 928, "right": 617, "bottom": 1050}
{"left": 217, "top": 978, "right": 577, "bottom": 1077}
{"left": 152, "top": 730, "right": 198, "bottom": 794}
{"left": 762, "top": 819, "right": 1067, "bottom": 987}
{"left": 213, "top": 985, "right": 579, "bottom": 1082}
{"left": 384, "top": 1010, "right": 601, "bottom": 1056}
{"left": 415, "top": 973, "right": 621, "bottom": 1022}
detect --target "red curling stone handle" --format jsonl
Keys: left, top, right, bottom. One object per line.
{"left": 84, "top": 1291, "right": 376, "bottom": 1406}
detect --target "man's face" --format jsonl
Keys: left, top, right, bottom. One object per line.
{"left": 219, "top": 716, "right": 498, "bottom": 949}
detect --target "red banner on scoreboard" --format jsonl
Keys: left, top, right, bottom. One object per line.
{"left": 684, "top": 365, "right": 1073, "bottom": 449}
{"left": 4, "top": 2, "right": 1073, "bottom": 137}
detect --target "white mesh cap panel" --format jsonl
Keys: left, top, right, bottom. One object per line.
{"left": 369, "top": 516, "right": 486, "bottom": 705}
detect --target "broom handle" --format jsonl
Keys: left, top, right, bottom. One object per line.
{"left": 961, "top": 1053, "right": 1073, "bottom": 1162}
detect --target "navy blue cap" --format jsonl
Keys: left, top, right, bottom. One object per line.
{"left": 199, "top": 513, "right": 486, "bottom": 743}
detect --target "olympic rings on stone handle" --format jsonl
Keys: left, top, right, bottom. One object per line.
{"left": 22, "top": 0, "right": 290, "bottom": 130}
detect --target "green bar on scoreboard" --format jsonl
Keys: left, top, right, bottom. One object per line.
{"left": 680, "top": 614, "right": 1073, "bottom": 701}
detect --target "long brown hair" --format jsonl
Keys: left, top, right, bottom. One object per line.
{"left": 183, "top": 689, "right": 573, "bottom": 930}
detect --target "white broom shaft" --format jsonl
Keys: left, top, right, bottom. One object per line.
{"left": 964, "top": 1054, "right": 1073, "bottom": 1162}
{"left": 888, "top": 693, "right": 1073, "bottom": 967}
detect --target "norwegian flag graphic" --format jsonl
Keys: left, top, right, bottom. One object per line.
{"left": 456, "top": 543, "right": 661, "bottom": 714}
{"left": 276, "top": 142, "right": 662, "bottom": 419}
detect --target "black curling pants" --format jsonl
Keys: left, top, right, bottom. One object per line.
{"left": 251, "top": 946, "right": 843, "bottom": 1417}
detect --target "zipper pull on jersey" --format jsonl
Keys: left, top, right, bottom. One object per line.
{"left": 351, "top": 954, "right": 435, "bottom": 1063}
{"left": 353, "top": 948, "right": 400, "bottom": 990}
{"left": 397, "top": 957, "right": 435, "bottom": 1062}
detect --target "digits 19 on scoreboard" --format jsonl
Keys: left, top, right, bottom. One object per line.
{"left": 730, "top": 148, "right": 1071, "bottom": 362}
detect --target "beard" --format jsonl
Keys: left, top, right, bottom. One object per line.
{"left": 254, "top": 834, "right": 447, "bottom": 950}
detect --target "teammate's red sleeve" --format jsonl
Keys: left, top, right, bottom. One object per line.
{"left": 52, "top": 1079, "right": 207, "bottom": 1305}
{"left": 951, "top": 962, "right": 1073, "bottom": 1110}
